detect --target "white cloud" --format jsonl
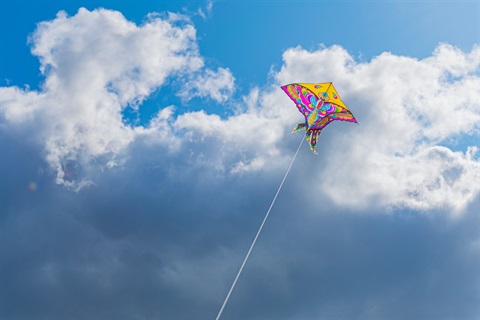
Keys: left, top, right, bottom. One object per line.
{"left": 197, "top": 0, "right": 214, "bottom": 20}
{"left": 0, "top": 7, "right": 478, "bottom": 214}
{"left": 197, "top": 0, "right": 213, "bottom": 20}
{"left": 173, "top": 44, "right": 480, "bottom": 215}
{"left": 273, "top": 44, "right": 480, "bottom": 214}
{"left": 178, "top": 67, "right": 235, "bottom": 103}
{"left": 321, "top": 144, "right": 480, "bottom": 214}
{"left": 0, "top": 8, "right": 233, "bottom": 187}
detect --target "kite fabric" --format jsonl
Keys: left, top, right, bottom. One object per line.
{"left": 281, "top": 82, "right": 357, "bottom": 153}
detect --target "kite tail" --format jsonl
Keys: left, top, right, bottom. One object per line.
{"left": 292, "top": 123, "right": 320, "bottom": 154}
{"left": 305, "top": 129, "right": 319, "bottom": 154}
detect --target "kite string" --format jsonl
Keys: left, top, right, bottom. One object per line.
{"left": 215, "top": 135, "right": 305, "bottom": 320}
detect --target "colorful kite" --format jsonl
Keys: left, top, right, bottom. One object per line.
{"left": 216, "top": 83, "right": 358, "bottom": 320}
{"left": 281, "top": 82, "right": 357, "bottom": 153}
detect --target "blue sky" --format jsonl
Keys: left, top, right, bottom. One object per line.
{"left": 1, "top": 0, "right": 479, "bottom": 319}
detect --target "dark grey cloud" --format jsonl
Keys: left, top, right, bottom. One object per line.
{"left": 1, "top": 129, "right": 478, "bottom": 319}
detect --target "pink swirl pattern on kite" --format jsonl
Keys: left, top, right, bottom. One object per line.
{"left": 299, "top": 86, "right": 320, "bottom": 112}
{"left": 282, "top": 84, "right": 324, "bottom": 116}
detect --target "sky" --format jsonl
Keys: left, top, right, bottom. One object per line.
{"left": 0, "top": 0, "right": 479, "bottom": 319}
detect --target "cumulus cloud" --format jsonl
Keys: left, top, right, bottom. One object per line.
{"left": 270, "top": 44, "right": 480, "bottom": 214}
{"left": 178, "top": 67, "right": 235, "bottom": 103}
{"left": 176, "top": 44, "right": 480, "bottom": 214}
{"left": 1, "top": 8, "right": 479, "bottom": 318}
{"left": 0, "top": 7, "right": 478, "bottom": 214}
{"left": 0, "top": 8, "right": 234, "bottom": 187}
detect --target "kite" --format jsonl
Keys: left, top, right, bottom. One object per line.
{"left": 281, "top": 82, "right": 357, "bottom": 153}
{"left": 216, "top": 83, "right": 357, "bottom": 320}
